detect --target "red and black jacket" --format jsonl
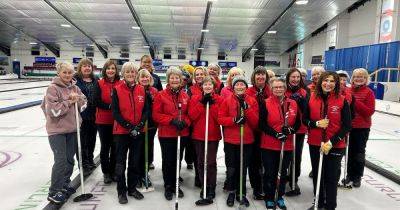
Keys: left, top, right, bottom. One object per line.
{"left": 246, "top": 85, "right": 271, "bottom": 103}
{"left": 259, "top": 96, "right": 299, "bottom": 151}
{"left": 95, "top": 78, "right": 122, "bottom": 125}
{"left": 351, "top": 85, "right": 375, "bottom": 128}
{"left": 218, "top": 94, "right": 259, "bottom": 145}
{"left": 303, "top": 92, "right": 351, "bottom": 148}
{"left": 111, "top": 81, "right": 148, "bottom": 135}
{"left": 188, "top": 93, "right": 222, "bottom": 141}
{"left": 152, "top": 85, "right": 191, "bottom": 138}
{"left": 285, "top": 87, "right": 308, "bottom": 134}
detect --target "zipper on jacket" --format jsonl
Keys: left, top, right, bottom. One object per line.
{"left": 129, "top": 88, "right": 136, "bottom": 123}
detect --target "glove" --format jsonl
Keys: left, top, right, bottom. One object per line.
{"left": 177, "top": 120, "right": 187, "bottom": 131}
{"left": 239, "top": 99, "right": 248, "bottom": 110}
{"left": 200, "top": 93, "right": 214, "bottom": 105}
{"left": 170, "top": 118, "right": 180, "bottom": 128}
{"left": 320, "top": 141, "right": 333, "bottom": 155}
{"left": 129, "top": 127, "right": 140, "bottom": 138}
{"left": 316, "top": 118, "right": 329, "bottom": 129}
{"left": 282, "top": 126, "right": 295, "bottom": 135}
{"left": 234, "top": 116, "right": 246, "bottom": 125}
{"left": 275, "top": 133, "right": 287, "bottom": 142}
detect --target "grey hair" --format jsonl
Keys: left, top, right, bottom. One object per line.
{"left": 166, "top": 66, "right": 183, "bottom": 84}
{"left": 121, "top": 62, "right": 139, "bottom": 77}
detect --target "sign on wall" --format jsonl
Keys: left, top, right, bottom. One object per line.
{"left": 379, "top": 0, "right": 394, "bottom": 43}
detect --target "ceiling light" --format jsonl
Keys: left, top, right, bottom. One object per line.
{"left": 61, "top": 24, "right": 71, "bottom": 28}
{"left": 29, "top": 42, "right": 37, "bottom": 45}
{"left": 131, "top": 26, "right": 140, "bottom": 30}
{"left": 198, "top": 47, "right": 204, "bottom": 50}
{"left": 295, "top": 0, "right": 308, "bottom": 5}
{"left": 201, "top": 29, "right": 209, "bottom": 32}
{"left": 251, "top": 48, "right": 258, "bottom": 51}
{"left": 267, "top": 30, "right": 277, "bottom": 34}
{"left": 143, "top": 45, "right": 150, "bottom": 48}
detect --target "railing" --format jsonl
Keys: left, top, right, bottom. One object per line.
{"left": 369, "top": 68, "right": 400, "bottom": 83}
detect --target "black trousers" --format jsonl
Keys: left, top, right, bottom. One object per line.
{"left": 288, "top": 133, "right": 305, "bottom": 185}
{"left": 97, "top": 124, "right": 116, "bottom": 176}
{"left": 309, "top": 145, "right": 344, "bottom": 210}
{"left": 159, "top": 137, "right": 188, "bottom": 188}
{"left": 77, "top": 119, "right": 97, "bottom": 168}
{"left": 224, "top": 142, "right": 252, "bottom": 196}
{"left": 114, "top": 134, "right": 143, "bottom": 195}
{"left": 348, "top": 128, "right": 370, "bottom": 182}
{"left": 248, "top": 132, "right": 263, "bottom": 192}
{"left": 193, "top": 140, "right": 219, "bottom": 188}
{"left": 261, "top": 149, "right": 292, "bottom": 201}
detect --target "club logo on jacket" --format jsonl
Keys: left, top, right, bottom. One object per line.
{"left": 331, "top": 105, "right": 340, "bottom": 114}
{"left": 182, "top": 98, "right": 188, "bottom": 104}
{"left": 138, "top": 95, "right": 145, "bottom": 103}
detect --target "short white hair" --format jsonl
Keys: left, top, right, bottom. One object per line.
{"left": 121, "top": 62, "right": 139, "bottom": 77}
{"left": 311, "top": 66, "right": 325, "bottom": 74}
{"left": 166, "top": 66, "right": 183, "bottom": 84}
{"left": 351, "top": 68, "right": 370, "bottom": 85}
{"left": 56, "top": 62, "right": 74, "bottom": 73}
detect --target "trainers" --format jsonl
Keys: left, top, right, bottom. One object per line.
{"left": 128, "top": 189, "right": 144, "bottom": 200}
{"left": 149, "top": 163, "right": 155, "bottom": 170}
{"left": 61, "top": 186, "right": 76, "bottom": 199}
{"left": 285, "top": 183, "right": 301, "bottom": 196}
{"left": 47, "top": 192, "right": 66, "bottom": 204}
{"left": 104, "top": 174, "right": 112, "bottom": 184}
{"left": 164, "top": 187, "right": 174, "bottom": 200}
{"left": 118, "top": 193, "right": 128, "bottom": 204}
{"left": 353, "top": 179, "right": 361, "bottom": 188}
{"left": 226, "top": 192, "right": 235, "bottom": 207}
{"left": 277, "top": 198, "right": 287, "bottom": 210}
{"left": 265, "top": 200, "right": 274, "bottom": 210}
{"left": 187, "top": 163, "right": 194, "bottom": 170}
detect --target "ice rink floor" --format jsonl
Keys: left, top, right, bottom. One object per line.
{"left": 0, "top": 80, "right": 399, "bottom": 210}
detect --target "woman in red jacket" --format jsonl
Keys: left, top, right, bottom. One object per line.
{"left": 112, "top": 62, "right": 149, "bottom": 204}
{"left": 152, "top": 66, "right": 191, "bottom": 201}
{"left": 220, "top": 67, "right": 245, "bottom": 98}
{"left": 345, "top": 68, "right": 375, "bottom": 188}
{"left": 136, "top": 69, "right": 159, "bottom": 188}
{"left": 303, "top": 71, "right": 351, "bottom": 210}
{"left": 188, "top": 76, "right": 222, "bottom": 200}
{"left": 259, "top": 77, "right": 299, "bottom": 209}
{"left": 245, "top": 65, "right": 270, "bottom": 200}
{"left": 96, "top": 59, "right": 122, "bottom": 184}
{"left": 207, "top": 64, "right": 224, "bottom": 94}
{"left": 218, "top": 75, "right": 259, "bottom": 207}
{"left": 284, "top": 68, "right": 309, "bottom": 196}
{"left": 189, "top": 66, "right": 208, "bottom": 97}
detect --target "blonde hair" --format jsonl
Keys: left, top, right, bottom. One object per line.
{"left": 166, "top": 66, "right": 183, "bottom": 84}
{"left": 227, "top": 67, "right": 245, "bottom": 87}
{"left": 121, "top": 62, "right": 139, "bottom": 77}
{"left": 351, "top": 68, "right": 370, "bottom": 85}
{"left": 311, "top": 66, "right": 325, "bottom": 74}
{"left": 193, "top": 66, "right": 209, "bottom": 84}
{"left": 266, "top": 69, "right": 275, "bottom": 80}
{"left": 136, "top": 69, "right": 154, "bottom": 86}
{"left": 56, "top": 62, "right": 74, "bottom": 73}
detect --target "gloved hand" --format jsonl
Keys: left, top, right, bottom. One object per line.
{"left": 200, "top": 93, "right": 214, "bottom": 105}
{"left": 275, "top": 132, "right": 287, "bottom": 142}
{"left": 320, "top": 141, "right": 333, "bottom": 155}
{"left": 170, "top": 118, "right": 180, "bottom": 129}
{"left": 282, "top": 126, "right": 295, "bottom": 135}
{"left": 239, "top": 98, "right": 248, "bottom": 110}
{"left": 234, "top": 116, "right": 246, "bottom": 125}
{"left": 316, "top": 118, "right": 329, "bottom": 129}
{"left": 177, "top": 120, "right": 187, "bottom": 131}
{"left": 129, "top": 126, "right": 141, "bottom": 138}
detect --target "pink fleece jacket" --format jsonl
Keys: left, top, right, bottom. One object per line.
{"left": 41, "top": 77, "right": 87, "bottom": 136}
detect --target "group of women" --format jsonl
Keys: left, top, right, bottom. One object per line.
{"left": 42, "top": 56, "right": 375, "bottom": 210}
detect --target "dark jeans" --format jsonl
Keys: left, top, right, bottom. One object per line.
{"left": 193, "top": 140, "right": 219, "bottom": 188}
{"left": 48, "top": 133, "right": 77, "bottom": 194}
{"left": 288, "top": 133, "right": 305, "bottom": 185}
{"left": 249, "top": 132, "right": 263, "bottom": 192}
{"left": 261, "top": 149, "right": 292, "bottom": 201}
{"left": 97, "top": 124, "right": 116, "bottom": 176}
{"left": 224, "top": 142, "right": 252, "bottom": 196}
{"left": 114, "top": 134, "right": 143, "bottom": 195}
{"left": 348, "top": 128, "right": 370, "bottom": 182}
{"left": 159, "top": 137, "right": 188, "bottom": 188}
{"left": 76, "top": 119, "right": 97, "bottom": 168}
{"left": 309, "top": 145, "right": 344, "bottom": 210}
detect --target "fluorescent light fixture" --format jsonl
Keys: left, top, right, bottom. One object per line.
{"left": 198, "top": 47, "right": 204, "bottom": 50}
{"left": 61, "top": 24, "right": 71, "bottom": 28}
{"left": 29, "top": 42, "right": 38, "bottom": 45}
{"left": 267, "top": 30, "right": 277, "bottom": 34}
{"left": 201, "top": 29, "right": 209, "bottom": 32}
{"left": 295, "top": 0, "right": 308, "bottom": 5}
{"left": 131, "top": 26, "right": 140, "bottom": 30}
{"left": 251, "top": 48, "right": 258, "bottom": 51}
{"left": 143, "top": 45, "right": 150, "bottom": 48}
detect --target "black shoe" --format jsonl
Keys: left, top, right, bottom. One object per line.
{"left": 118, "top": 194, "right": 128, "bottom": 204}
{"left": 238, "top": 196, "right": 250, "bottom": 207}
{"left": 187, "top": 163, "right": 194, "bottom": 170}
{"left": 341, "top": 176, "right": 352, "bottom": 185}
{"left": 285, "top": 183, "right": 301, "bottom": 196}
{"left": 176, "top": 188, "right": 184, "bottom": 198}
{"left": 309, "top": 171, "right": 313, "bottom": 178}
{"left": 128, "top": 189, "right": 144, "bottom": 200}
{"left": 164, "top": 188, "right": 173, "bottom": 200}
{"left": 353, "top": 179, "right": 361, "bottom": 188}
{"left": 253, "top": 189, "right": 264, "bottom": 200}
{"left": 149, "top": 163, "right": 155, "bottom": 170}
{"left": 226, "top": 192, "right": 235, "bottom": 207}
{"left": 103, "top": 174, "right": 112, "bottom": 184}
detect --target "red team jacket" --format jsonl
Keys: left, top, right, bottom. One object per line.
{"left": 220, "top": 86, "right": 234, "bottom": 99}
{"left": 285, "top": 88, "right": 308, "bottom": 134}
{"left": 152, "top": 85, "right": 191, "bottom": 138}
{"left": 307, "top": 93, "right": 346, "bottom": 148}
{"left": 188, "top": 94, "right": 222, "bottom": 141}
{"left": 260, "top": 96, "right": 298, "bottom": 151}
{"left": 351, "top": 85, "right": 375, "bottom": 128}
{"left": 112, "top": 82, "right": 146, "bottom": 134}
{"left": 218, "top": 94, "right": 259, "bottom": 145}
{"left": 246, "top": 85, "right": 271, "bottom": 101}
{"left": 96, "top": 79, "right": 122, "bottom": 124}
{"left": 189, "top": 83, "right": 202, "bottom": 97}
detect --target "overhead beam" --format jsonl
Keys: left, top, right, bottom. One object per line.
{"left": 0, "top": 44, "right": 11, "bottom": 56}
{"left": 43, "top": 0, "right": 108, "bottom": 58}
{"left": 0, "top": 18, "right": 60, "bottom": 57}
{"left": 125, "top": 0, "right": 155, "bottom": 58}
{"left": 242, "top": 0, "right": 297, "bottom": 62}
{"left": 197, "top": 1, "right": 213, "bottom": 61}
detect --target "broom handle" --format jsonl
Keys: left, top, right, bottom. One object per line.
{"left": 75, "top": 102, "right": 85, "bottom": 194}
{"left": 203, "top": 102, "right": 210, "bottom": 199}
